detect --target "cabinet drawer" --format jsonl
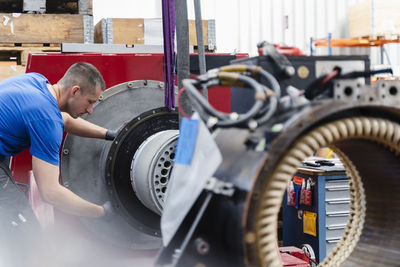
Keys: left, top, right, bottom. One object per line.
{"left": 325, "top": 199, "right": 350, "bottom": 213}
{"left": 326, "top": 238, "right": 341, "bottom": 254}
{"left": 326, "top": 224, "right": 346, "bottom": 239}
{"left": 325, "top": 212, "right": 349, "bottom": 226}
{"left": 325, "top": 189, "right": 350, "bottom": 200}
{"left": 325, "top": 179, "right": 349, "bottom": 188}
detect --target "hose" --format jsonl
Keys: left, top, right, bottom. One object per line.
{"left": 181, "top": 64, "right": 281, "bottom": 128}
{"left": 182, "top": 72, "right": 266, "bottom": 128}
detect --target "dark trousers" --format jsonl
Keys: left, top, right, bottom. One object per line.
{"left": 0, "top": 157, "right": 41, "bottom": 267}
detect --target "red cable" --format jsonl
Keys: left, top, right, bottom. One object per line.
{"left": 320, "top": 69, "right": 340, "bottom": 86}
{"left": 177, "top": 87, "right": 189, "bottom": 118}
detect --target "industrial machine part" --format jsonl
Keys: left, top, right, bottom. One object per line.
{"left": 9, "top": 51, "right": 247, "bottom": 254}
{"left": 156, "top": 59, "right": 400, "bottom": 266}
{"left": 61, "top": 80, "right": 179, "bottom": 249}
{"left": 18, "top": 50, "right": 399, "bottom": 265}
{"left": 131, "top": 129, "right": 179, "bottom": 215}
{"left": 230, "top": 55, "right": 370, "bottom": 105}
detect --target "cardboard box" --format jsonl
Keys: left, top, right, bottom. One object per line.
{"left": 94, "top": 18, "right": 216, "bottom": 50}
{"left": 0, "top": 65, "right": 25, "bottom": 82}
{"left": 349, "top": 0, "right": 400, "bottom": 39}
{"left": 0, "top": 13, "right": 93, "bottom": 44}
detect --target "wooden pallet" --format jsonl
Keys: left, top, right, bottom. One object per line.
{"left": 0, "top": 43, "right": 61, "bottom": 66}
{"left": 371, "top": 76, "right": 400, "bottom": 84}
{"left": 0, "top": 0, "right": 92, "bottom": 14}
{"left": 0, "top": 65, "right": 26, "bottom": 82}
{"left": 94, "top": 18, "right": 216, "bottom": 51}
{"left": 0, "top": 13, "right": 93, "bottom": 44}
{"left": 359, "top": 34, "right": 400, "bottom": 41}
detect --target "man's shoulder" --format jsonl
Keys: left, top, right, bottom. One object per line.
{"left": 25, "top": 72, "right": 47, "bottom": 80}
{"left": 0, "top": 72, "right": 47, "bottom": 85}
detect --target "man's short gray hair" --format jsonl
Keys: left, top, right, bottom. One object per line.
{"left": 58, "top": 62, "right": 106, "bottom": 94}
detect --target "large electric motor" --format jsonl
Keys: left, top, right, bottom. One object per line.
{"left": 155, "top": 65, "right": 400, "bottom": 267}
{"left": 60, "top": 69, "right": 400, "bottom": 266}
{"left": 61, "top": 80, "right": 178, "bottom": 249}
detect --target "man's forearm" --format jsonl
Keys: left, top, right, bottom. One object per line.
{"left": 32, "top": 156, "right": 104, "bottom": 218}
{"left": 45, "top": 185, "right": 104, "bottom": 218}
{"left": 62, "top": 112, "right": 107, "bottom": 139}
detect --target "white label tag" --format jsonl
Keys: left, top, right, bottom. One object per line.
{"left": 161, "top": 113, "right": 222, "bottom": 246}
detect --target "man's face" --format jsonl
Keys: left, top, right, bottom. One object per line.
{"left": 67, "top": 85, "right": 102, "bottom": 118}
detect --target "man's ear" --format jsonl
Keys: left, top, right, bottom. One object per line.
{"left": 71, "top": 85, "right": 80, "bottom": 96}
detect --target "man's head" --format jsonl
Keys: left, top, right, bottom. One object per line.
{"left": 58, "top": 62, "right": 106, "bottom": 118}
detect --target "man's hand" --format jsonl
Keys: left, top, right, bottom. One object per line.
{"left": 101, "top": 201, "right": 114, "bottom": 221}
{"left": 32, "top": 156, "right": 105, "bottom": 218}
{"left": 105, "top": 122, "right": 127, "bottom": 141}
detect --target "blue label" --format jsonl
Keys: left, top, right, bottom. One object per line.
{"left": 174, "top": 118, "right": 199, "bottom": 165}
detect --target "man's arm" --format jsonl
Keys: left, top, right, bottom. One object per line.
{"left": 32, "top": 156, "right": 104, "bottom": 218}
{"left": 62, "top": 112, "right": 107, "bottom": 139}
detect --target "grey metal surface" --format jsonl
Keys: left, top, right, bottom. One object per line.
{"left": 83, "top": 15, "right": 94, "bottom": 44}
{"left": 23, "top": 0, "right": 45, "bottom": 13}
{"left": 194, "top": 0, "right": 208, "bottom": 99}
{"left": 326, "top": 241, "right": 338, "bottom": 255}
{"left": 61, "top": 43, "right": 164, "bottom": 53}
{"left": 99, "top": 18, "right": 113, "bottom": 44}
{"left": 131, "top": 130, "right": 179, "bottom": 215}
{"left": 101, "top": 19, "right": 108, "bottom": 44}
{"left": 325, "top": 179, "right": 349, "bottom": 189}
{"left": 106, "top": 18, "right": 113, "bottom": 44}
{"left": 325, "top": 187, "right": 350, "bottom": 200}
{"left": 325, "top": 213, "right": 349, "bottom": 226}
{"left": 207, "top": 19, "right": 216, "bottom": 51}
{"left": 324, "top": 178, "right": 350, "bottom": 255}
{"left": 325, "top": 201, "right": 350, "bottom": 213}
{"left": 79, "top": 0, "right": 92, "bottom": 14}
{"left": 61, "top": 80, "right": 172, "bottom": 249}
{"left": 326, "top": 227, "right": 346, "bottom": 240}
{"left": 378, "top": 80, "right": 400, "bottom": 102}
{"left": 333, "top": 80, "right": 363, "bottom": 101}
{"left": 175, "top": 0, "right": 192, "bottom": 117}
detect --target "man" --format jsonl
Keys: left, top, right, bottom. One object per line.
{"left": 0, "top": 62, "right": 116, "bottom": 266}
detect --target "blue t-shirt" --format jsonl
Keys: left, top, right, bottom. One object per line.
{"left": 0, "top": 73, "right": 64, "bottom": 166}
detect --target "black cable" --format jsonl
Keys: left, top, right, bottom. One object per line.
{"left": 258, "top": 68, "right": 281, "bottom": 99}
{"left": 304, "top": 253, "right": 318, "bottom": 266}
{"left": 304, "top": 67, "right": 341, "bottom": 100}
{"left": 340, "top": 68, "right": 392, "bottom": 79}
{"left": 182, "top": 79, "right": 229, "bottom": 120}
{"left": 305, "top": 67, "right": 393, "bottom": 100}
{"left": 182, "top": 72, "right": 266, "bottom": 128}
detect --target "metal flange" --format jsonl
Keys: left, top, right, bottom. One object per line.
{"left": 61, "top": 80, "right": 178, "bottom": 249}
{"left": 131, "top": 129, "right": 179, "bottom": 215}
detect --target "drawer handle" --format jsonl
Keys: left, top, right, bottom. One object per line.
{"left": 326, "top": 180, "right": 349, "bottom": 184}
{"left": 326, "top": 200, "right": 350, "bottom": 204}
{"left": 326, "top": 211, "right": 349, "bottom": 217}
{"left": 326, "top": 186, "right": 349, "bottom": 191}
{"left": 326, "top": 238, "right": 341, "bottom": 244}
{"left": 326, "top": 224, "right": 346, "bottom": 230}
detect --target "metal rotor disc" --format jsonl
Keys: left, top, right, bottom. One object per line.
{"left": 130, "top": 130, "right": 179, "bottom": 215}
{"left": 61, "top": 80, "right": 178, "bottom": 249}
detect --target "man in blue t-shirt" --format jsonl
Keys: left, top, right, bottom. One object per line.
{"left": 0, "top": 62, "right": 117, "bottom": 265}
